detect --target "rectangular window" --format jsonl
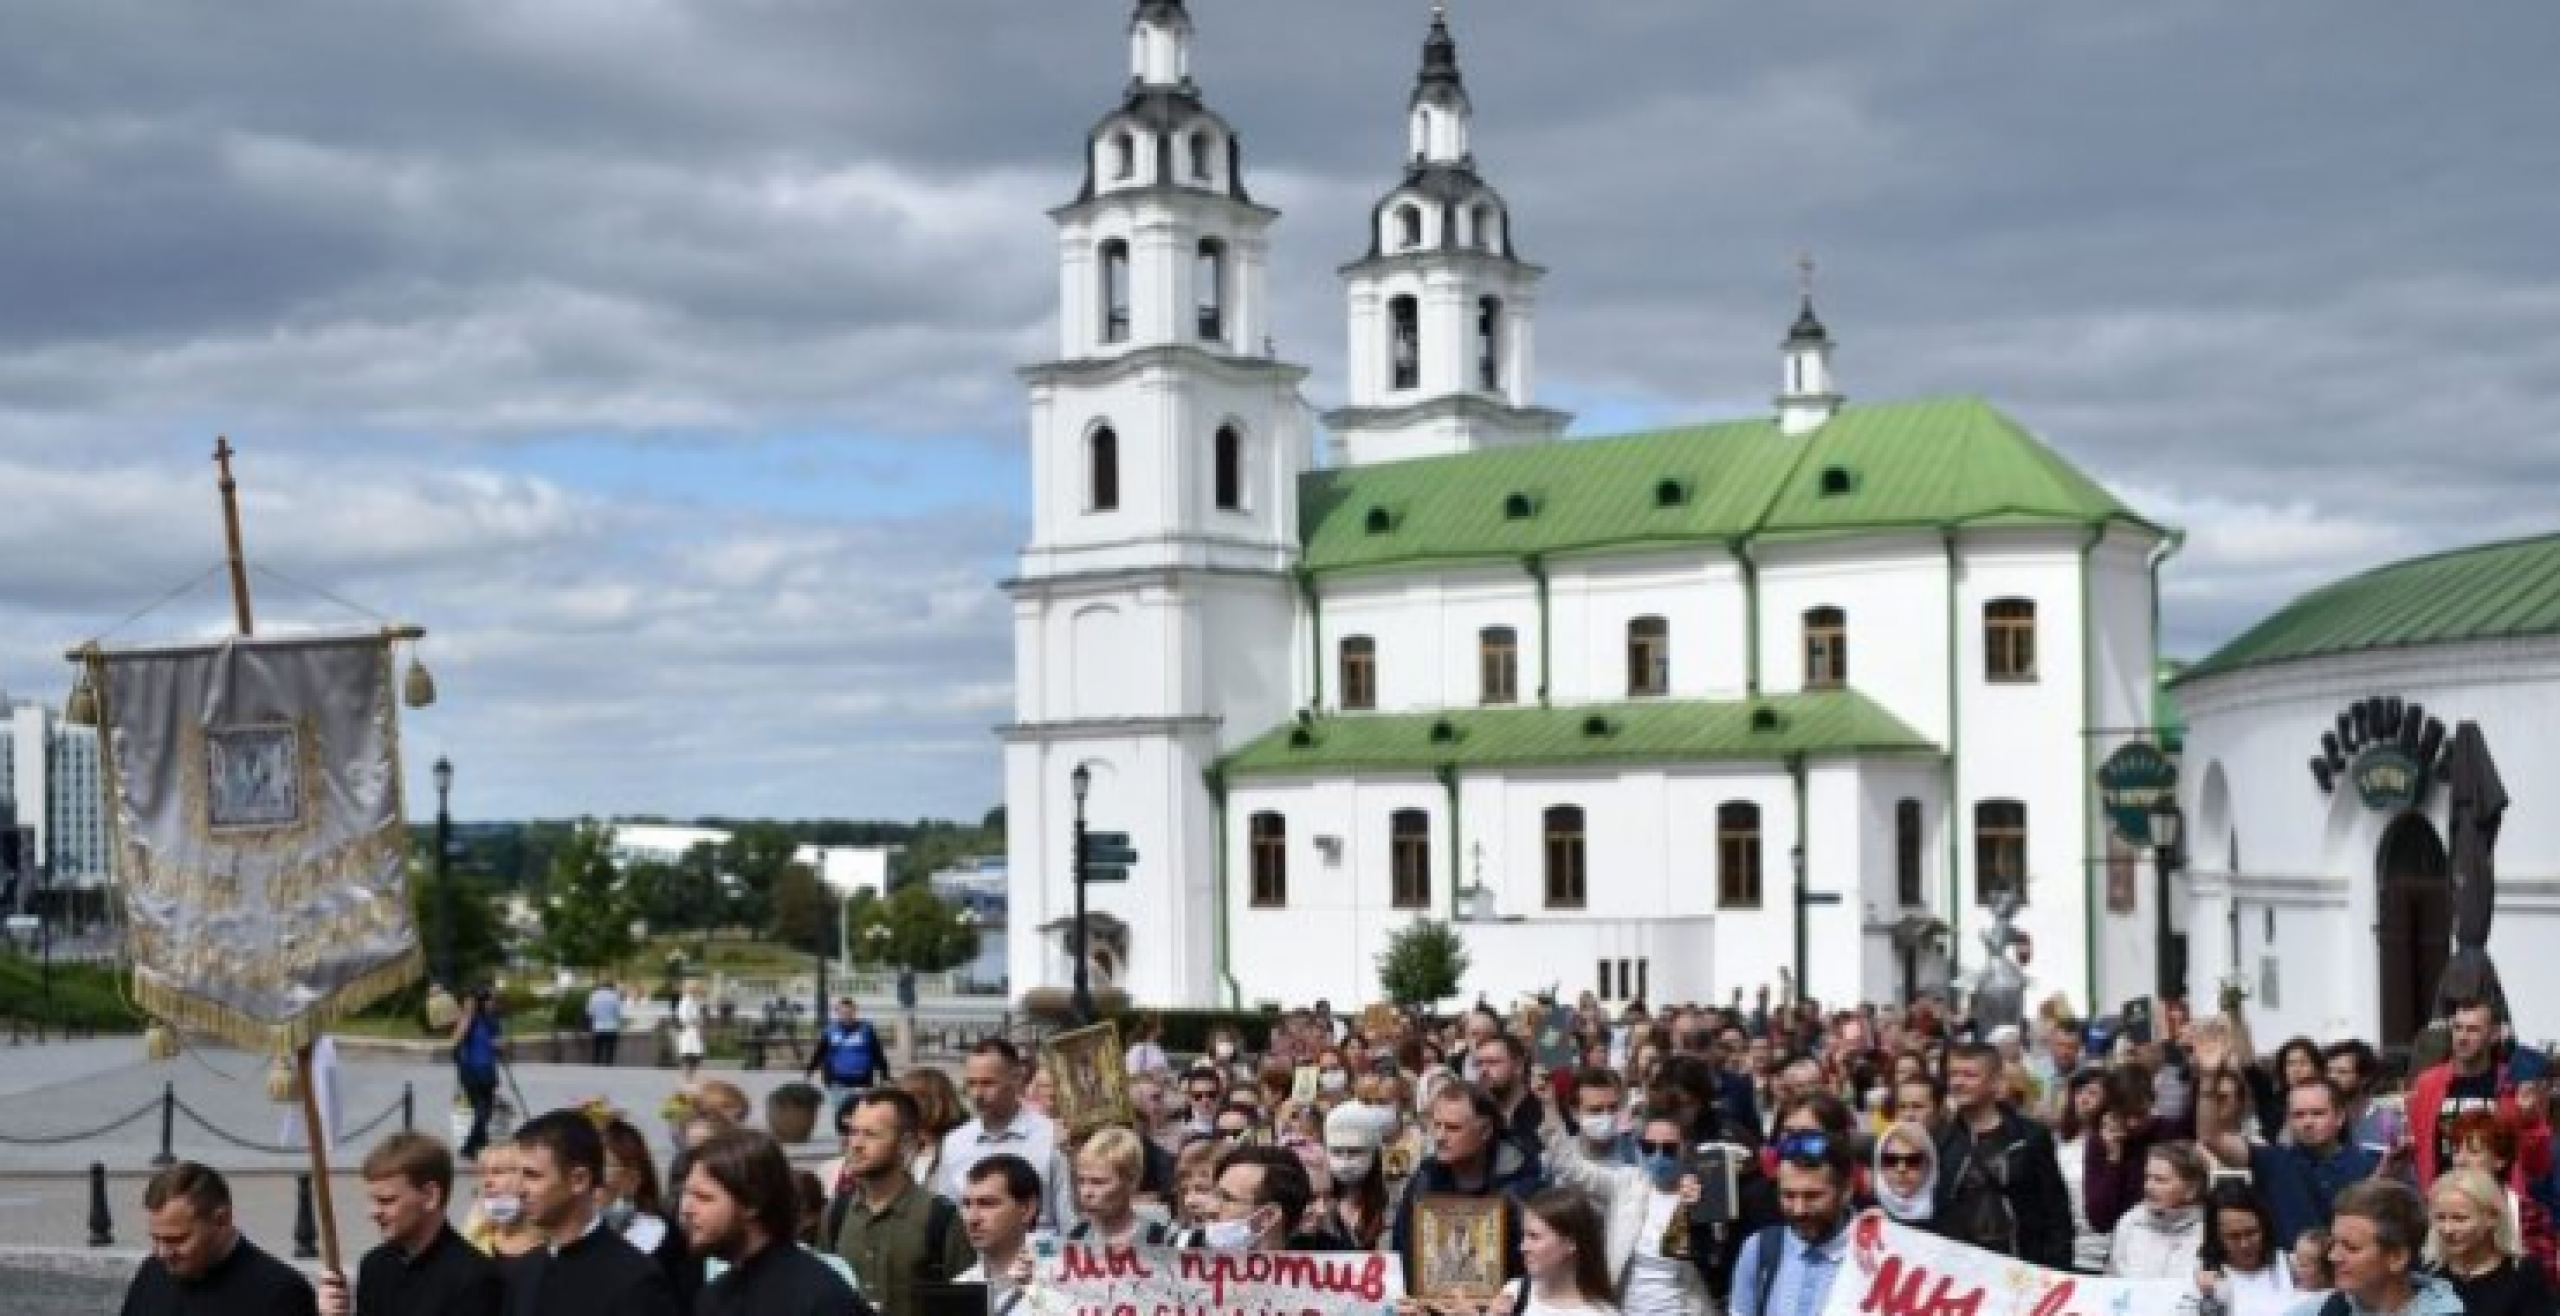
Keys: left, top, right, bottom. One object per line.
{"left": 1805, "top": 607, "right": 1848, "bottom": 689}
{"left": 1340, "top": 638, "right": 1378, "bottom": 712}
{"left": 1717, "top": 802, "right": 1763, "bottom": 908}
{"left": 1249, "top": 813, "right": 1287, "bottom": 908}
{"left": 1390, "top": 810, "right": 1431, "bottom": 910}
{"left": 1544, "top": 806, "right": 1587, "bottom": 909}
{"left": 1986, "top": 599, "right": 2038, "bottom": 682}
{"left": 1896, "top": 799, "right": 1925, "bottom": 908}
{"left": 1627, "top": 617, "right": 1670, "bottom": 698}
{"left": 1975, "top": 800, "right": 2028, "bottom": 906}
{"left": 1480, "top": 627, "right": 1518, "bottom": 705}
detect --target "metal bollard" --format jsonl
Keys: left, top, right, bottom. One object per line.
{"left": 152, "top": 1080, "right": 177, "bottom": 1162}
{"left": 293, "top": 1173, "right": 318, "bottom": 1259}
{"left": 86, "top": 1162, "right": 113, "bottom": 1247}
{"left": 402, "top": 1081, "right": 415, "bottom": 1133}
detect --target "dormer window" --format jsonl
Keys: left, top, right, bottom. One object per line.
{"left": 1654, "top": 479, "right": 1691, "bottom": 508}
{"left": 1190, "top": 130, "right": 1215, "bottom": 182}
{"left": 1395, "top": 203, "right": 1424, "bottom": 251}
{"left": 1109, "top": 130, "right": 1136, "bottom": 182}
{"left": 1818, "top": 465, "right": 1858, "bottom": 497}
{"left": 1473, "top": 203, "right": 1497, "bottom": 252}
{"left": 1502, "top": 492, "right": 1536, "bottom": 521}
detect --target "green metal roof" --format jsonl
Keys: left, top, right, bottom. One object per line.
{"left": 1299, "top": 395, "right": 2153, "bottom": 573}
{"left": 1221, "top": 691, "right": 1937, "bottom": 777}
{"left": 2180, "top": 531, "right": 2560, "bottom": 684}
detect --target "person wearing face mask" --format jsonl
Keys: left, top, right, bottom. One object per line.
{"left": 1315, "top": 1102, "right": 1392, "bottom": 1250}
{"left": 466, "top": 1144, "right": 546, "bottom": 1267}
{"left": 2108, "top": 1142, "right": 2208, "bottom": 1281}
{"left": 1571, "top": 1069, "right": 1640, "bottom": 1167}
{"left": 1207, "top": 1026, "right": 1249, "bottom": 1085}
{"left": 601, "top": 1118, "right": 697, "bottom": 1302}
{"left": 1187, "top": 1145, "right": 1315, "bottom": 1252}
{"left": 1535, "top": 1087, "right": 1710, "bottom": 1316}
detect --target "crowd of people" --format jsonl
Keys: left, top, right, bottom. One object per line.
{"left": 117, "top": 989, "right": 2560, "bottom": 1316}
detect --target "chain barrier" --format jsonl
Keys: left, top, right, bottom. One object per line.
{"left": 0, "top": 1096, "right": 163, "bottom": 1146}
{"left": 171, "top": 1093, "right": 409, "bottom": 1157}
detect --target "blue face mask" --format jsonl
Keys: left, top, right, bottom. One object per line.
{"left": 1641, "top": 1152, "right": 1682, "bottom": 1190}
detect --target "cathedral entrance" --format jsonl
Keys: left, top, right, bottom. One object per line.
{"left": 2376, "top": 813, "right": 2452, "bottom": 1048}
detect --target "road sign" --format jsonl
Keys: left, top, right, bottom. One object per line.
{"left": 1083, "top": 865, "right": 1131, "bottom": 883}
{"left": 1088, "top": 843, "right": 1138, "bottom": 865}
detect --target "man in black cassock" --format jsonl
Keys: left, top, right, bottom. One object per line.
{"left": 121, "top": 1161, "right": 318, "bottom": 1316}
{"left": 683, "top": 1126, "right": 868, "bottom": 1316}
{"left": 505, "top": 1110, "right": 681, "bottom": 1316}
{"left": 318, "top": 1131, "right": 502, "bottom": 1316}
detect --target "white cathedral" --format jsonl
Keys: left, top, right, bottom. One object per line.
{"left": 1003, "top": 2, "right": 2173, "bottom": 1017}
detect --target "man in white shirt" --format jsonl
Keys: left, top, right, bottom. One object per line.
{"left": 940, "top": 1039, "right": 1076, "bottom": 1232}
{"left": 585, "top": 981, "right": 624, "bottom": 1068}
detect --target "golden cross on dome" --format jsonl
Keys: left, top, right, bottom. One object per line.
{"left": 1796, "top": 251, "right": 1818, "bottom": 299}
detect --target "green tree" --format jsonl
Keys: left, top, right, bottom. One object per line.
{"left": 538, "top": 821, "right": 637, "bottom": 970}
{"left": 1377, "top": 919, "right": 1470, "bottom": 1008}
{"left": 850, "top": 885, "right": 980, "bottom": 973}
{"left": 410, "top": 858, "right": 506, "bottom": 991}
{"left": 768, "top": 861, "right": 836, "bottom": 956}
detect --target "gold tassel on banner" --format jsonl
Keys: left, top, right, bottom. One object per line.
{"left": 65, "top": 670, "right": 99, "bottom": 727}
{"left": 403, "top": 647, "right": 437, "bottom": 709}
{"left": 144, "top": 1022, "right": 179, "bottom": 1063}
{"left": 424, "top": 984, "right": 460, "bottom": 1031}
{"left": 266, "top": 1052, "right": 301, "bottom": 1104}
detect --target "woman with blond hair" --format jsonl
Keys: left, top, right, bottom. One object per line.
{"left": 1069, "top": 1127, "right": 1171, "bottom": 1247}
{"left": 2425, "top": 1167, "right": 2553, "bottom": 1316}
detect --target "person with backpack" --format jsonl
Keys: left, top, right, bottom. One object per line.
{"left": 1932, "top": 1041, "right": 2075, "bottom": 1269}
{"left": 831, "top": 1089, "right": 972, "bottom": 1316}
{"left": 1728, "top": 1135, "right": 1858, "bottom": 1316}
{"left": 451, "top": 986, "right": 504, "bottom": 1158}
{"left": 807, "top": 998, "right": 894, "bottom": 1104}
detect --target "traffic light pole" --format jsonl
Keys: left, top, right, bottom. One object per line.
{"left": 1071, "top": 793, "right": 1092, "bottom": 1025}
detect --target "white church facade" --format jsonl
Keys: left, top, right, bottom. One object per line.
{"left": 1003, "top": 2, "right": 2173, "bottom": 1015}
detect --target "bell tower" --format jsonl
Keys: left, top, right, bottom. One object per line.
{"left": 1007, "top": 0, "right": 1311, "bottom": 1007}
{"left": 1326, "top": 5, "right": 1569, "bottom": 467}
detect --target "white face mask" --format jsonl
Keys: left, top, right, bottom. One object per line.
{"left": 1214, "top": 1043, "right": 1238, "bottom": 1060}
{"left": 1580, "top": 1111, "right": 1620, "bottom": 1143}
{"left": 1328, "top": 1151, "right": 1376, "bottom": 1183}
{"left": 1202, "top": 1215, "right": 1260, "bottom": 1250}
{"left": 1318, "top": 1070, "right": 1349, "bottom": 1094}
{"left": 483, "top": 1194, "right": 523, "bottom": 1227}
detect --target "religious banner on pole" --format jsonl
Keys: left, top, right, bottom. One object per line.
{"left": 1822, "top": 1214, "right": 2196, "bottom": 1316}
{"left": 78, "top": 631, "right": 424, "bottom": 1052}
{"left": 1024, "top": 1243, "right": 1403, "bottom": 1316}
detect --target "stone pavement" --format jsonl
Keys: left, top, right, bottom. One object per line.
{"left": 0, "top": 1037, "right": 841, "bottom": 1177}
{"left": 0, "top": 1036, "right": 867, "bottom": 1311}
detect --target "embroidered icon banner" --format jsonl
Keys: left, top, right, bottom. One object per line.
{"left": 92, "top": 632, "right": 421, "bottom": 1050}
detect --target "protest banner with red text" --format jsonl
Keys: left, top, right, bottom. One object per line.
{"left": 1824, "top": 1214, "right": 2198, "bottom": 1316}
{"left": 1025, "top": 1244, "right": 1405, "bottom": 1316}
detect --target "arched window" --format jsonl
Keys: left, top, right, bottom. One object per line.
{"left": 1213, "top": 425, "right": 1244, "bottom": 512}
{"left": 1249, "top": 812, "right": 1287, "bottom": 907}
{"left": 1985, "top": 598, "right": 2037, "bottom": 681}
{"left": 1544, "top": 806, "right": 1587, "bottom": 909}
{"left": 1196, "top": 239, "right": 1227, "bottom": 343}
{"left": 1099, "top": 240, "right": 1131, "bottom": 345}
{"left": 1087, "top": 426, "right": 1120, "bottom": 512}
{"left": 1396, "top": 203, "right": 1424, "bottom": 251}
{"left": 1391, "top": 810, "right": 1431, "bottom": 909}
{"left": 1339, "top": 637, "right": 1377, "bottom": 711}
{"left": 1388, "top": 295, "right": 1420, "bottom": 391}
{"left": 1190, "top": 130, "right": 1215, "bottom": 182}
{"left": 1975, "top": 800, "right": 2028, "bottom": 906}
{"left": 1109, "top": 130, "right": 1136, "bottom": 181}
{"left": 1626, "top": 616, "right": 1670, "bottom": 697}
{"left": 1716, "top": 802, "right": 1762, "bottom": 908}
{"left": 1479, "top": 626, "right": 1518, "bottom": 705}
{"left": 1477, "top": 297, "right": 1503, "bottom": 392}
{"left": 1804, "top": 606, "right": 1848, "bottom": 689}
{"left": 1896, "top": 799, "right": 1924, "bottom": 907}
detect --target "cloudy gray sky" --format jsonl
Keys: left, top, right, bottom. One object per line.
{"left": 2, "top": 2, "right": 2554, "bottom": 821}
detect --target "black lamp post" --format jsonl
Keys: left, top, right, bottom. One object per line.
{"left": 1070, "top": 763, "right": 1092, "bottom": 1025}
{"left": 433, "top": 755, "right": 454, "bottom": 988}
{"left": 1790, "top": 843, "right": 1809, "bottom": 1003}
{"left": 2149, "top": 795, "right": 2185, "bottom": 1000}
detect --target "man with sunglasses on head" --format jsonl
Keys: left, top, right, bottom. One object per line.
{"left": 1933, "top": 1041, "right": 2073, "bottom": 1268}
{"left": 1729, "top": 1136, "right": 1858, "bottom": 1316}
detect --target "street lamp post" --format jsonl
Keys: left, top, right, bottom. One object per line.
{"left": 1070, "top": 764, "right": 1092, "bottom": 1025}
{"left": 1790, "top": 843, "right": 1808, "bottom": 1002}
{"left": 433, "top": 756, "right": 454, "bottom": 989}
{"left": 2149, "top": 796, "right": 2186, "bottom": 1001}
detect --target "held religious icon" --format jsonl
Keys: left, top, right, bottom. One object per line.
{"left": 1410, "top": 1196, "right": 1508, "bottom": 1300}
